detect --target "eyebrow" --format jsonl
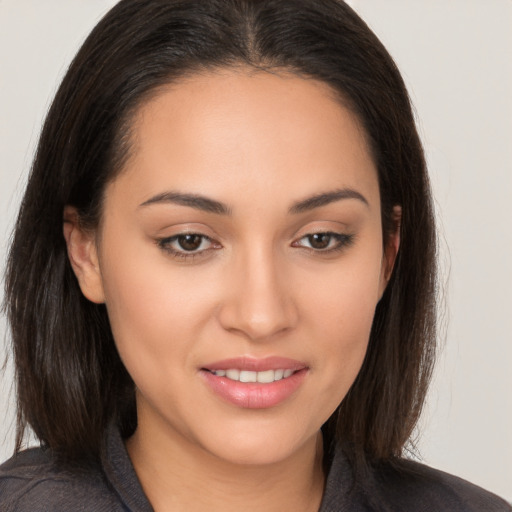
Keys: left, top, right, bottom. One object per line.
{"left": 139, "top": 192, "right": 231, "bottom": 215}
{"left": 139, "top": 187, "right": 368, "bottom": 215}
{"left": 288, "top": 188, "right": 369, "bottom": 214}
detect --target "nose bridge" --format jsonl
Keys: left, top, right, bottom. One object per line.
{"left": 218, "top": 240, "right": 297, "bottom": 341}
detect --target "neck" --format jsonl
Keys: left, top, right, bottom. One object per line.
{"left": 126, "top": 416, "right": 325, "bottom": 512}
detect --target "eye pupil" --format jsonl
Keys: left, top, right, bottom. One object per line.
{"left": 178, "top": 234, "right": 202, "bottom": 251}
{"left": 308, "top": 233, "right": 331, "bottom": 249}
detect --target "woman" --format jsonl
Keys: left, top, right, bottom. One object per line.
{"left": 0, "top": 0, "right": 510, "bottom": 510}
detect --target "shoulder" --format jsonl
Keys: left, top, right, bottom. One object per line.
{"left": 0, "top": 447, "right": 123, "bottom": 512}
{"left": 369, "top": 457, "right": 512, "bottom": 512}
{"left": 323, "top": 445, "right": 511, "bottom": 512}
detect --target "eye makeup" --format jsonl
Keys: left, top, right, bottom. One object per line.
{"left": 156, "top": 233, "right": 221, "bottom": 261}
{"left": 155, "top": 229, "right": 355, "bottom": 263}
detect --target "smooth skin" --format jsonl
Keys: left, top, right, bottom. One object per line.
{"left": 64, "top": 68, "right": 400, "bottom": 512}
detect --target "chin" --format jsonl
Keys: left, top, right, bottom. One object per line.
{"left": 197, "top": 421, "right": 318, "bottom": 467}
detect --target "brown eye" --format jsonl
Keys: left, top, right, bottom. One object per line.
{"left": 157, "top": 233, "right": 217, "bottom": 258}
{"left": 307, "top": 233, "right": 332, "bottom": 249}
{"left": 178, "top": 234, "right": 203, "bottom": 251}
{"left": 293, "top": 232, "right": 355, "bottom": 253}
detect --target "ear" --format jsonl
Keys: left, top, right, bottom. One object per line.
{"left": 63, "top": 206, "right": 105, "bottom": 304}
{"left": 378, "top": 205, "right": 402, "bottom": 298}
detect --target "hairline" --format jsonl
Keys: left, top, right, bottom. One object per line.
{"left": 94, "top": 63, "right": 383, "bottom": 232}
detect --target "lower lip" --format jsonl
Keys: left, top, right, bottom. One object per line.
{"left": 201, "top": 369, "right": 308, "bottom": 409}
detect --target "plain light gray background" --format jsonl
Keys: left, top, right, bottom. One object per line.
{"left": 1, "top": 0, "right": 511, "bottom": 501}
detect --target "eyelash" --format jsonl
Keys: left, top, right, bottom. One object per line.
{"left": 156, "top": 233, "right": 218, "bottom": 261}
{"left": 156, "top": 231, "right": 355, "bottom": 261}
{"left": 292, "top": 232, "right": 355, "bottom": 253}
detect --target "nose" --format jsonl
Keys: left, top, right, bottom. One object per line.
{"left": 217, "top": 245, "right": 298, "bottom": 341}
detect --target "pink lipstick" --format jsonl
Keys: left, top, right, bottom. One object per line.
{"left": 200, "top": 356, "right": 308, "bottom": 409}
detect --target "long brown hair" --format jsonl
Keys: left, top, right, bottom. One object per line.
{"left": 4, "top": 0, "right": 436, "bottom": 471}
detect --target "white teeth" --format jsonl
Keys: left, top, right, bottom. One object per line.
{"left": 213, "top": 369, "right": 296, "bottom": 383}
{"left": 256, "top": 370, "right": 275, "bottom": 383}
{"left": 239, "top": 370, "right": 257, "bottom": 382}
{"left": 225, "top": 369, "right": 240, "bottom": 380}
{"left": 274, "top": 369, "right": 284, "bottom": 381}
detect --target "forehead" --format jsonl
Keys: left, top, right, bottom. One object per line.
{"left": 111, "top": 68, "right": 379, "bottom": 211}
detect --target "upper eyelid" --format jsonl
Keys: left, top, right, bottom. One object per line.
{"left": 293, "top": 229, "right": 351, "bottom": 242}
{"left": 294, "top": 232, "right": 353, "bottom": 245}
{"left": 153, "top": 218, "right": 350, "bottom": 237}
{"left": 152, "top": 220, "right": 223, "bottom": 236}
{"left": 156, "top": 234, "right": 218, "bottom": 260}
{"left": 157, "top": 229, "right": 350, "bottom": 242}
{"left": 162, "top": 232, "right": 212, "bottom": 241}
{"left": 160, "top": 233, "right": 215, "bottom": 247}
{"left": 297, "top": 228, "right": 345, "bottom": 236}
{"left": 289, "top": 218, "right": 352, "bottom": 236}
{"left": 156, "top": 228, "right": 353, "bottom": 249}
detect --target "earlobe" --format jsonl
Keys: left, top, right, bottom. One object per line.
{"left": 63, "top": 206, "right": 105, "bottom": 304}
{"left": 379, "top": 205, "right": 402, "bottom": 298}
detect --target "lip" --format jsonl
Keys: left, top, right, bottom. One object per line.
{"left": 200, "top": 356, "right": 308, "bottom": 409}
{"left": 202, "top": 356, "right": 307, "bottom": 372}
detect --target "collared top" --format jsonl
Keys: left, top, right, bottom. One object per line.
{"left": 0, "top": 426, "right": 510, "bottom": 511}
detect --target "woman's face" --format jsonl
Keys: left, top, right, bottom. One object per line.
{"left": 70, "top": 68, "right": 398, "bottom": 465}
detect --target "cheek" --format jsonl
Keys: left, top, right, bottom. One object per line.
{"left": 314, "top": 286, "right": 375, "bottom": 388}
{"left": 97, "top": 232, "right": 220, "bottom": 380}
{"left": 304, "top": 249, "right": 383, "bottom": 341}
{"left": 301, "top": 249, "right": 383, "bottom": 393}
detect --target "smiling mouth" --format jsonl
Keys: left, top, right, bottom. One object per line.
{"left": 206, "top": 368, "right": 296, "bottom": 383}
{"left": 201, "top": 359, "right": 308, "bottom": 408}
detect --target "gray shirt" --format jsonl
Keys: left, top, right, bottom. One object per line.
{"left": 1, "top": 426, "right": 510, "bottom": 511}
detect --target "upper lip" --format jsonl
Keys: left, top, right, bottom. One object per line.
{"left": 201, "top": 356, "right": 308, "bottom": 372}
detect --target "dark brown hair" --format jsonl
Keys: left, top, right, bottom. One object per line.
{"left": 4, "top": 0, "right": 436, "bottom": 471}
